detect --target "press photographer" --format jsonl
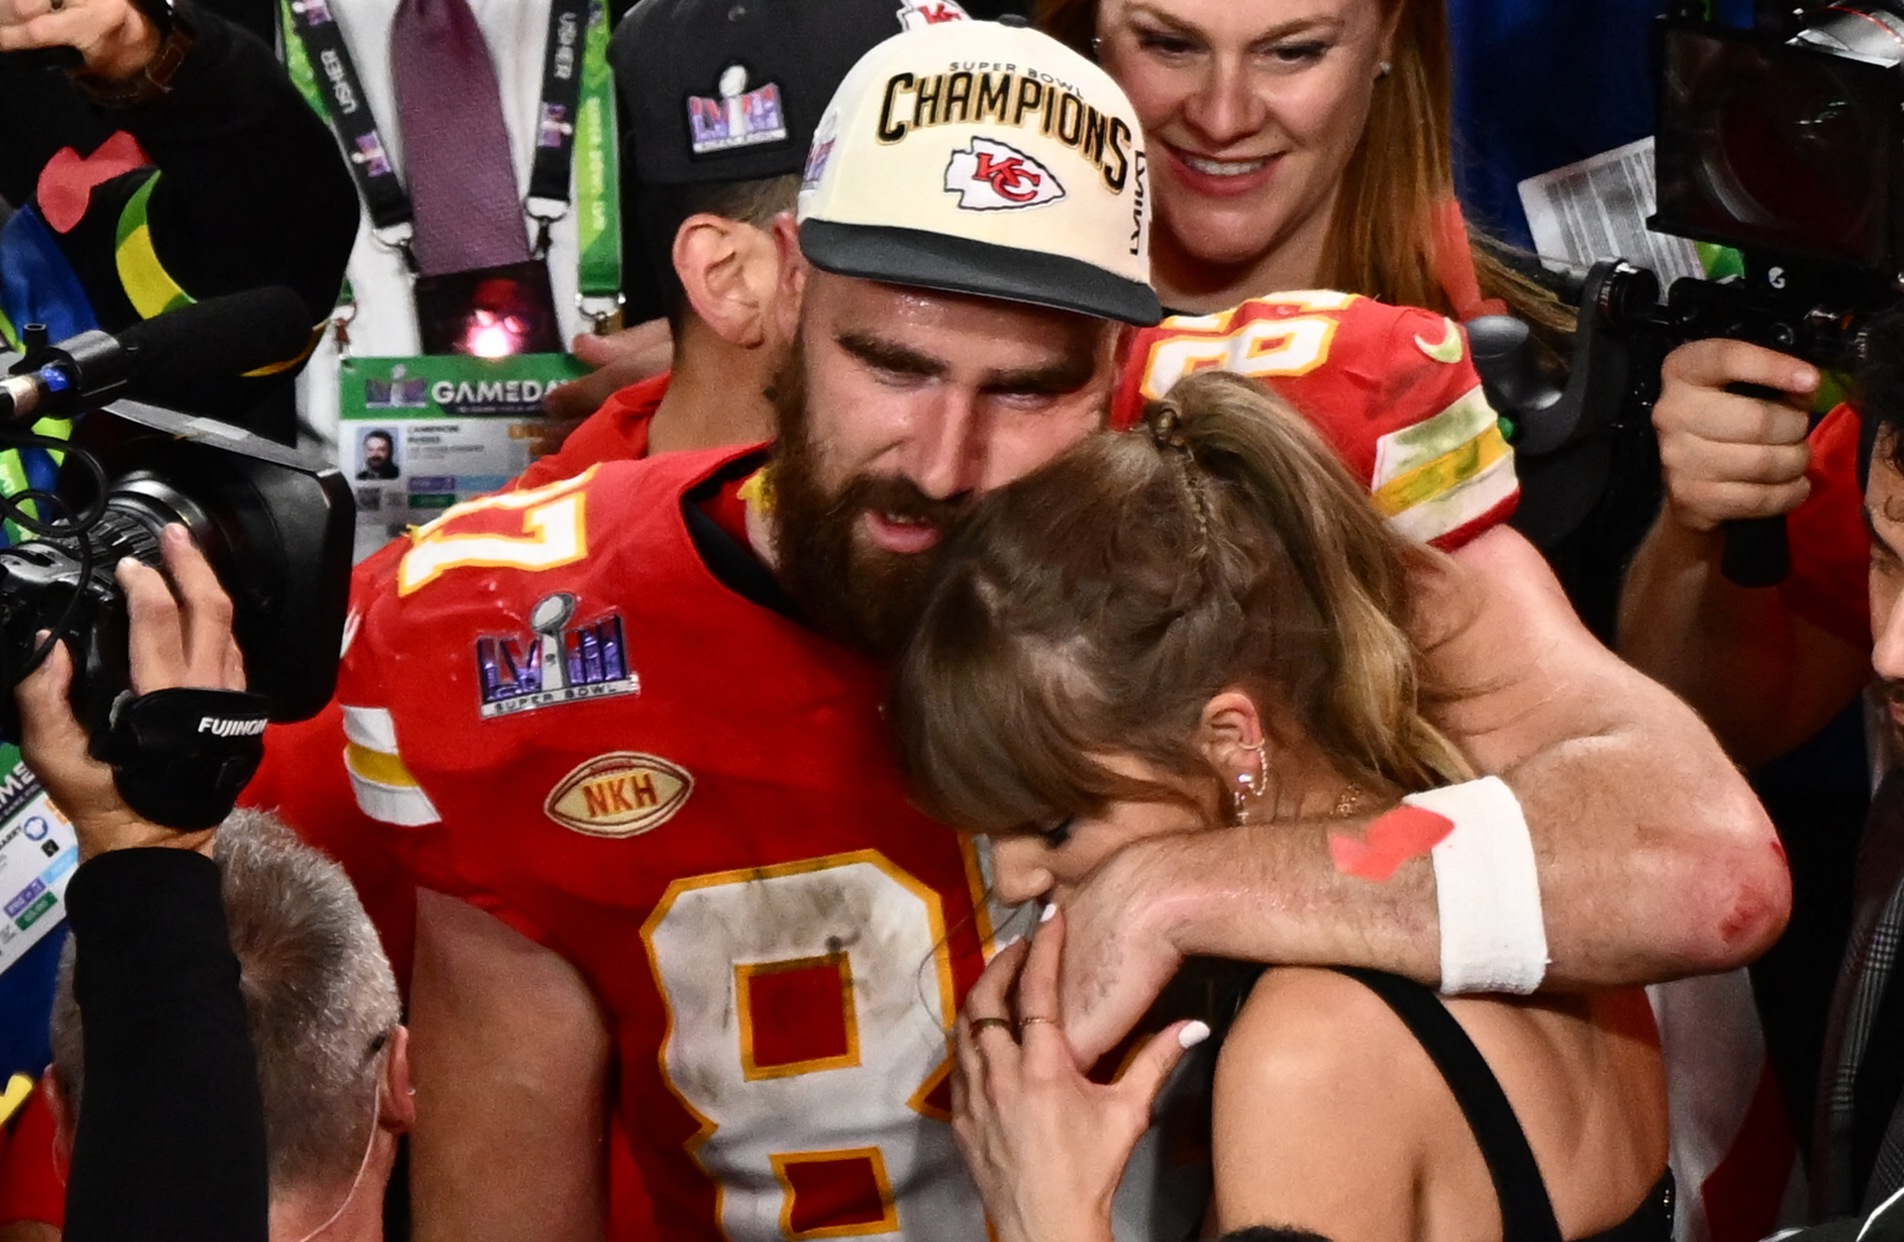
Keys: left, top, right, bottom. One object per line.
{"left": 1614, "top": 2, "right": 1898, "bottom": 769}
{"left": 11, "top": 527, "right": 271, "bottom": 1242}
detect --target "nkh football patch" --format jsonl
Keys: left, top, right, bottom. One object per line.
{"left": 944, "top": 138, "right": 1064, "bottom": 210}
{"left": 474, "top": 592, "right": 638, "bottom": 719}
{"left": 687, "top": 64, "right": 788, "bottom": 155}
{"left": 544, "top": 752, "right": 693, "bottom": 838}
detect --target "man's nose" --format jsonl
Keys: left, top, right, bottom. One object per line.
{"left": 902, "top": 389, "right": 987, "bottom": 500}
{"left": 988, "top": 834, "right": 1055, "bottom": 907}
{"left": 1875, "top": 587, "right": 1904, "bottom": 686}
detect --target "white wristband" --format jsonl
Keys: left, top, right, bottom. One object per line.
{"left": 1405, "top": 776, "right": 1549, "bottom": 995}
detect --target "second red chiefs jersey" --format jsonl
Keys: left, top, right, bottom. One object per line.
{"left": 1114, "top": 291, "right": 1518, "bottom": 549}
{"left": 333, "top": 448, "right": 1010, "bottom": 1242}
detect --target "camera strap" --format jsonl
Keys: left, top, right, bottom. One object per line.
{"left": 281, "top": 0, "right": 620, "bottom": 321}
{"left": 96, "top": 688, "right": 271, "bottom": 831}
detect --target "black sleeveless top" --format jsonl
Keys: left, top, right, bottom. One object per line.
{"left": 1334, "top": 968, "right": 1674, "bottom": 1242}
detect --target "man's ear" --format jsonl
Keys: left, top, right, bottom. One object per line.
{"left": 673, "top": 214, "right": 784, "bottom": 349}
{"left": 770, "top": 213, "right": 809, "bottom": 343}
{"left": 1197, "top": 690, "right": 1267, "bottom": 783}
{"left": 380, "top": 1025, "right": 415, "bottom": 1134}
{"left": 41, "top": 1069, "right": 73, "bottom": 1170}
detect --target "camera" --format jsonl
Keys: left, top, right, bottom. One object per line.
{"left": 0, "top": 292, "right": 355, "bottom": 746}
{"left": 1486, "top": 2, "right": 1904, "bottom": 580}
{"left": 1620, "top": 2, "right": 1904, "bottom": 367}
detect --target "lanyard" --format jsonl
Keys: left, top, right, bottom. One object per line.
{"left": 281, "top": 0, "right": 621, "bottom": 317}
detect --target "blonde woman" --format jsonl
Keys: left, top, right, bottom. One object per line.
{"left": 889, "top": 371, "right": 1670, "bottom": 1242}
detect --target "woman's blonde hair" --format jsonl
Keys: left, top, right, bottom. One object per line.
{"left": 1036, "top": 0, "right": 1574, "bottom": 341}
{"left": 888, "top": 370, "right": 1471, "bottom": 835}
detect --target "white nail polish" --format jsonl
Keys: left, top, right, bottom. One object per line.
{"left": 1039, "top": 903, "right": 1058, "bottom": 924}
{"left": 1178, "top": 1020, "right": 1212, "bottom": 1049}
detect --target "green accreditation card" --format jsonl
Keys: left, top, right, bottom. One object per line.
{"left": 339, "top": 353, "right": 590, "bottom": 562}
{"left": 0, "top": 745, "right": 80, "bottom": 978}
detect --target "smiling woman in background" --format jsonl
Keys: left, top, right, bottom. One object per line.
{"left": 1038, "top": 0, "right": 1567, "bottom": 333}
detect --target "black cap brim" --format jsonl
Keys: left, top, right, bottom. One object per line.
{"left": 800, "top": 220, "right": 1162, "bottom": 327}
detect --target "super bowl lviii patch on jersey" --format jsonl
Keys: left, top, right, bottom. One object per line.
{"left": 476, "top": 592, "right": 638, "bottom": 719}
{"left": 544, "top": 752, "right": 692, "bottom": 838}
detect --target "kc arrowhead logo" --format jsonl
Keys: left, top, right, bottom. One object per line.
{"left": 896, "top": 0, "right": 969, "bottom": 29}
{"left": 944, "top": 138, "right": 1065, "bottom": 211}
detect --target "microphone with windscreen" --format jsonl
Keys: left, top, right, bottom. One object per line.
{"left": 0, "top": 286, "right": 312, "bottom": 422}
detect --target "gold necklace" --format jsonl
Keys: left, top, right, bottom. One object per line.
{"left": 1330, "top": 783, "right": 1364, "bottom": 820}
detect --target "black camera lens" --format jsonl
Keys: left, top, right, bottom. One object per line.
{"left": 1655, "top": 26, "right": 1895, "bottom": 268}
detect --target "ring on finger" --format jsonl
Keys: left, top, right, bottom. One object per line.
{"left": 1018, "top": 1015, "right": 1060, "bottom": 1030}
{"left": 969, "top": 1016, "right": 1014, "bottom": 1036}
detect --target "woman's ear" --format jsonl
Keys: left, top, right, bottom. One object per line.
{"left": 1197, "top": 690, "right": 1266, "bottom": 782}
{"left": 1376, "top": 1, "right": 1404, "bottom": 67}
{"left": 674, "top": 214, "right": 785, "bottom": 349}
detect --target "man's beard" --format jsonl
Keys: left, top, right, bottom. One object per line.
{"left": 765, "top": 346, "right": 970, "bottom": 658}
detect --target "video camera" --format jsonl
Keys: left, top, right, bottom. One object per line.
{"left": 1487, "top": 0, "right": 1904, "bottom": 583}
{"left": 0, "top": 289, "right": 354, "bottom": 768}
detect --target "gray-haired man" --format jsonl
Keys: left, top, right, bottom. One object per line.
{"left": 43, "top": 811, "right": 412, "bottom": 1242}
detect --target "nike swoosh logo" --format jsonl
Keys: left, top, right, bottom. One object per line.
{"left": 1414, "top": 319, "right": 1466, "bottom": 366}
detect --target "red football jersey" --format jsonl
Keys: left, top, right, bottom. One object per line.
{"left": 1783, "top": 402, "right": 1871, "bottom": 650}
{"left": 1114, "top": 291, "right": 1519, "bottom": 549}
{"left": 334, "top": 448, "right": 1010, "bottom": 1242}
{"left": 513, "top": 371, "right": 668, "bottom": 493}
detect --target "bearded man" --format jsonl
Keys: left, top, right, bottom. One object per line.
{"left": 285, "top": 19, "right": 1781, "bottom": 1242}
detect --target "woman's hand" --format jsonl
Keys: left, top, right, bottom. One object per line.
{"left": 16, "top": 525, "right": 245, "bottom": 859}
{"left": 0, "top": 0, "right": 158, "bottom": 79}
{"left": 953, "top": 908, "right": 1210, "bottom": 1242}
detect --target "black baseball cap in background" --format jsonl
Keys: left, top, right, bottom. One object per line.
{"left": 609, "top": 0, "right": 1028, "bottom": 319}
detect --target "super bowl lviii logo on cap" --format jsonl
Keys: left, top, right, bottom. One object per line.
{"left": 688, "top": 64, "right": 789, "bottom": 156}
{"left": 797, "top": 20, "right": 1160, "bottom": 326}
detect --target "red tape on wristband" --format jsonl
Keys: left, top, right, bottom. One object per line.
{"left": 1329, "top": 805, "right": 1456, "bottom": 883}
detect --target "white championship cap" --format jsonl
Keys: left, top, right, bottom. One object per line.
{"left": 797, "top": 19, "right": 1160, "bottom": 326}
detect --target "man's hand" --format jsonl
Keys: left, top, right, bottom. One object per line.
{"left": 1620, "top": 340, "right": 1869, "bottom": 764}
{"left": 542, "top": 321, "right": 673, "bottom": 423}
{"left": 952, "top": 910, "right": 1203, "bottom": 1242}
{"left": 15, "top": 525, "right": 244, "bottom": 859}
{"left": 0, "top": 0, "right": 158, "bottom": 79}
{"left": 1054, "top": 526, "right": 1787, "bottom": 1059}
{"left": 1654, "top": 338, "right": 1820, "bottom": 534}
{"left": 1048, "top": 838, "right": 1196, "bottom": 1066}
